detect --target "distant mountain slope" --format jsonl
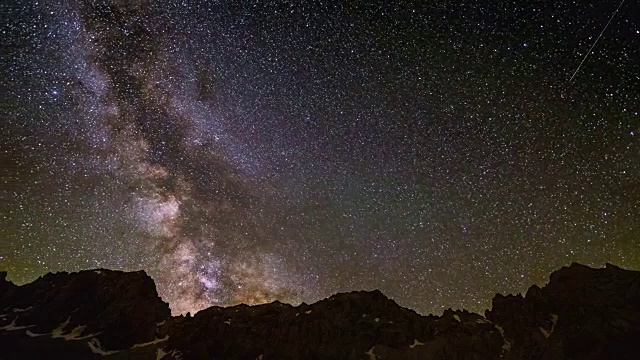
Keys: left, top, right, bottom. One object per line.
{"left": 1, "top": 263, "right": 638, "bottom": 359}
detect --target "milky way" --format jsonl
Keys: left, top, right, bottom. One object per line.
{"left": 2, "top": 1, "right": 639, "bottom": 316}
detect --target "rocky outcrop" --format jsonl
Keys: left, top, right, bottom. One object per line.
{"left": 0, "top": 269, "right": 170, "bottom": 359}
{"left": 485, "top": 263, "right": 640, "bottom": 360}
{"left": 0, "top": 272, "right": 17, "bottom": 299}
{"left": 0, "top": 263, "right": 638, "bottom": 359}
{"left": 160, "top": 291, "right": 502, "bottom": 359}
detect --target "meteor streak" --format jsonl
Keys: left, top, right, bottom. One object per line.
{"left": 569, "top": 0, "right": 626, "bottom": 82}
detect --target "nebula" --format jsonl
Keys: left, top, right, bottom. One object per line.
{"left": 28, "top": 2, "right": 305, "bottom": 315}
{"left": 4, "top": 1, "right": 638, "bottom": 317}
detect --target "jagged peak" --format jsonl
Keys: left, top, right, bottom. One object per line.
{"left": 1, "top": 263, "right": 638, "bottom": 359}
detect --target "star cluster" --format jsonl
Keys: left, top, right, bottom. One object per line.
{"left": 2, "top": 1, "right": 639, "bottom": 315}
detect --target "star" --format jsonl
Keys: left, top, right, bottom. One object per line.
{"left": 2, "top": 0, "right": 639, "bottom": 317}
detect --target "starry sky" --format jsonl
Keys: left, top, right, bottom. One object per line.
{"left": 2, "top": 1, "right": 639, "bottom": 316}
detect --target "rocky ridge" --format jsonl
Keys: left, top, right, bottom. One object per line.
{"left": 1, "top": 263, "right": 638, "bottom": 359}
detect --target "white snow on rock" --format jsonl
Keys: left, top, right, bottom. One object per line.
{"left": 224, "top": 320, "right": 231, "bottom": 325}
{"left": 169, "top": 349, "right": 184, "bottom": 360}
{"left": 4, "top": 316, "right": 98, "bottom": 340}
{"left": 494, "top": 325, "right": 511, "bottom": 352}
{"left": 453, "top": 314, "right": 461, "bottom": 322}
{"left": 26, "top": 330, "right": 46, "bottom": 337}
{"left": 12, "top": 306, "right": 34, "bottom": 313}
{"left": 539, "top": 314, "right": 558, "bottom": 338}
{"left": 156, "top": 348, "right": 184, "bottom": 360}
{"left": 87, "top": 338, "right": 120, "bottom": 356}
{"left": 257, "top": 355, "right": 263, "bottom": 360}
{"left": 21, "top": 317, "right": 98, "bottom": 340}
{"left": 365, "top": 346, "right": 377, "bottom": 360}
{"left": 374, "top": 318, "right": 380, "bottom": 322}
{"left": 304, "top": 310, "right": 312, "bottom": 314}
{"left": 132, "top": 335, "right": 169, "bottom": 348}
{"left": 95, "top": 270, "right": 104, "bottom": 275}
{"left": 60, "top": 325, "right": 95, "bottom": 340}
{"left": 156, "top": 348, "right": 168, "bottom": 360}
{"left": 476, "top": 317, "right": 492, "bottom": 324}
{"left": 0, "top": 317, "right": 34, "bottom": 331}
{"left": 51, "top": 317, "right": 71, "bottom": 338}
{"left": 409, "top": 339, "right": 425, "bottom": 348}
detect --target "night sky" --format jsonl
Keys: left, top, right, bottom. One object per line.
{"left": 2, "top": 1, "right": 639, "bottom": 316}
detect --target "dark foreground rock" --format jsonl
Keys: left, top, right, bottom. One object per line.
{"left": 1, "top": 263, "right": 638, "bottom": 359}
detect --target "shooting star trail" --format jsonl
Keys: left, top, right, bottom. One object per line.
{"left": 569, "top": 0, "right": 626, "bottom": 82}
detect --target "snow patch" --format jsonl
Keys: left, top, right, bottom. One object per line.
{"left": 12, "top": 306, "right": 34, "bottom": 313}
{"left": 26, "top": 330, "right": 46, "bottom": 337}
{"left": 409, "top": 339, "right": 425, "bottom": 348}
{"left": 156, "top": 349, "right": 184, "bottom": 360}
{"left": 87, "top": 338, "right": 120, "bottom": 356}
{"left": 0, "top": 317, "right": 33, "bottom": 331}
{"left": 365, "top": 346, "right": 377, "bottom": 360}
{"left": 60, "top": 325, "right": 94, "bottom": 340}
{"left": 476, "top": 318, "right": 492, "bottom": 324}
{"left": 95, "top": 270, "right": 104, "bottom": 275}
{"left": 224, "top": 320, "right": 231, "bottom": 325}
{"left": 132, "top": 335, "right": 169, "bottom": 348}
{"left": 51, "top": 317, "right": 71, "bottom": 338}
{"left": 539, "top": 314, "right": 558, "bottom": 338}
{"left": 257, "top": 355, "right": 263, "bottom": 360}
{"left": 304, "top": 310, "right": 312, "bottom": 314}
{"left": 374, "top": 318, "right": 380, "bottom": 322}
{"left": 169, "top": 349, "right": 184, "bottom": 360}
{"left": 453, "top": 314, "right": 461, "bottom": 322}
{"left": 494, "top": 325, "right": 511, "bottom": 352}
{"left": 24, "top": 317, "right": 99, "bottom": 340}
{"left": 156, "top": 348, "right": 168, "bottom": 360}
